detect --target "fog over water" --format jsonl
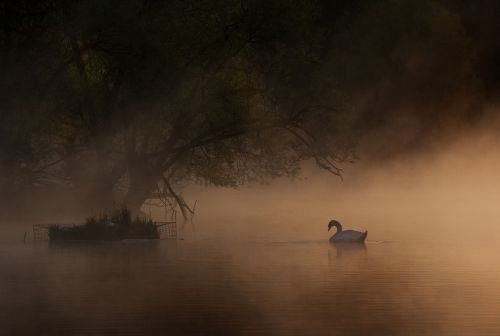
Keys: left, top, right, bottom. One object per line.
{"left": 3, "top": 118, "right": 500, "bottom": 335}
{"left": 4, "top": 1, "right": 500, "bottom": 334}
{"left": 172, "top": 115, "right": 500, "bottom": 244}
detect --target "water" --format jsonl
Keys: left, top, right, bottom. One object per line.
{"left": 2, "top": 238, "right": 500, "bottom": 335}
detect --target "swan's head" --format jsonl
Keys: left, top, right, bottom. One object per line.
{"left": 328, "top": 220, "right": 342, "bottom": 231}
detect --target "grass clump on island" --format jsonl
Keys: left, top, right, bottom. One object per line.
{"left": 49, "top": 207, "right": 159, "bottom": 241}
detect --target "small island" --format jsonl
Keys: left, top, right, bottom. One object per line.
{"left": 48, "top": 208, "right": 160, "bottom": 241}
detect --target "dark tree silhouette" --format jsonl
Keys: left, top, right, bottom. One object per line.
{"left": 0, "top": 1, "right": 356, "bottom": 216}
{"left": 0, "top": 0, "right": 481, "bottom": 218}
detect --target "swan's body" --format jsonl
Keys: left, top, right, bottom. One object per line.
{"left": 328, "top": 220, "right": 367, "bottom": 243}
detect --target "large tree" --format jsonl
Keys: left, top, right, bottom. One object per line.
{"left": 0, "top": 0, "right": 479, "bottom": 218}
{"left": 1, "top": 0, "right": 356, "bottom": 217}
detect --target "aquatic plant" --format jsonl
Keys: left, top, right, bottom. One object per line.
{"left": 48, "top": 207, "right": 159, "bottom": 241}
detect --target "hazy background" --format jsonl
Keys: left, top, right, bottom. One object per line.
{"left": 142, "top": 109, "right": 500, "bottom": 243}
{"left": 4, "top": 2, "right": 500, "bottom": 335}
{"left": 3, "top": 0, "right": 500, "bottom": 241}
{"left": 4, "top": 106, "right": 500, "bottom": 243}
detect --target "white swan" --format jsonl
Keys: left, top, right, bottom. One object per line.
{"left": 328, "top": 220, "right": 367, "bottom": 243}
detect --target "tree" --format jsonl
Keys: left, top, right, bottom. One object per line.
{"left": 328, "top": 0, "right": 478, "bottom": 155}
{"left": 0, "top": 0, "right": 356, "bottom": 217}
{"left": 3, "top": 0, "right": 477, "bottom": 218}
{"left": 0, "top": 1, "right": 64, "bottom": 210}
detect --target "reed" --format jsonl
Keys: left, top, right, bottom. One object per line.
{"left": 48, "top": 207, "right": 159, "bottom": 241}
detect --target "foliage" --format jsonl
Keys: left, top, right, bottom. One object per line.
{"left": 0, "top": 0, "right": 483, "bottom": 217}
{"left": 48, "top": 207, "right": 159, "bottom": 240}
{"left": 330, "top": 0, "right": 478, "bottom": 132}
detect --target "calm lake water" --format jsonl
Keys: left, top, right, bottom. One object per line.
{"left": 2, "top": 237, "right": 500, "bottom": 335}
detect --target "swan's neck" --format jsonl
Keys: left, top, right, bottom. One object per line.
{"left": 332, "top": 222, "right": 343, "bottom": 233}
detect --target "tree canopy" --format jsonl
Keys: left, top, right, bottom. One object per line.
{"left": 0, "top": 0, "right": 488, "bottom": 218}
{"left": 1, "top": 0, "right": 357, "bottom": 216}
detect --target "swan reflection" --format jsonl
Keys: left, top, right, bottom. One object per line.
{"left": 329, "top": 241, "right": 367, "bottom": 259}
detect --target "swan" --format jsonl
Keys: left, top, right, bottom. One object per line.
{"left": 328, "top": 220, "right": 367, "bottom": 243}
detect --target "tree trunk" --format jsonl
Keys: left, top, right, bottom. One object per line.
{"left": 123, "top": 170, "right": 159, "bottom": 217}
{"left": 124, "top": 190, "right": 149, "bottom": 217}
{"left": 79, "top": 181, "right": 117, "bottom": 215}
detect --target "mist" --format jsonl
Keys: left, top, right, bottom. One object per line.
{"left": 4, "top": 1, "right": 500, "bottom": 335}
{"left": 157, "top": 110, "right": 500, "bottom": 244}
{"left": 4, "top": 103, "right": 500, "bottom": 244}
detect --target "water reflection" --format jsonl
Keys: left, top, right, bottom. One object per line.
{"left": 328, "top": 242, "right": 367, "bottom": 259}
{"left": 2, "top": 239, "right": 500, "bottom": 335}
